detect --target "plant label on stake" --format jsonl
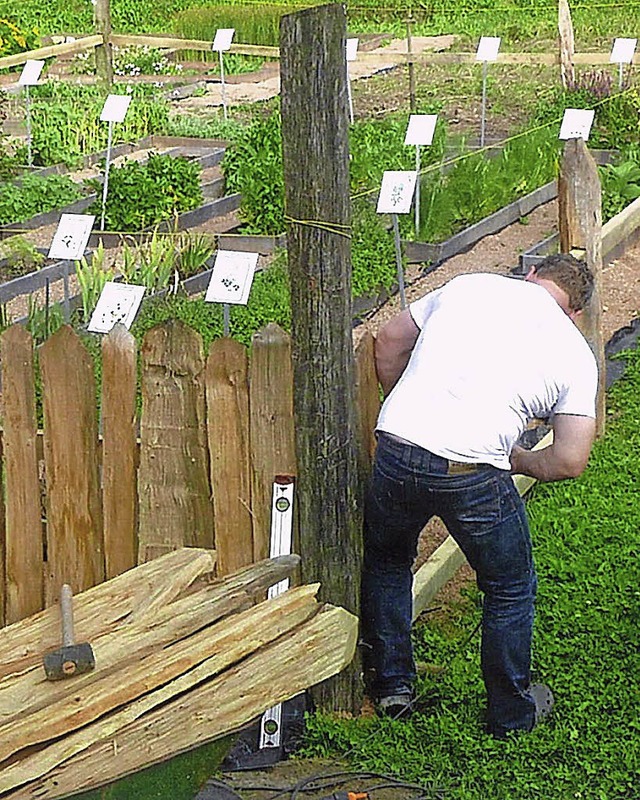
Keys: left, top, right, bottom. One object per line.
{"left": 49, "top": 214, "right": 95, "bottom": 322}
{"left": 205, "top": 249, "right": 259, "bottom": 336}
{"left": 559, "top": 108, "right": 595, "bottom": 141}
{"left": 476, "top": 36, "right": 500, "bottom": 148}
{"left": 377, "top": 171, "right": 417, "bottom": 310}
{"left": 610, "top": 38, "right": 637, "bottom": 89}
{"left": 19, "top": 60, "right": 45, "bottom": 168}
{"left": 88, "top": 282, "right": 146, "bottom": 334}
{"left": 346, "top": 37, "right": 359, "bottom": 124}
{"left": 212, "top": 28, "right": 235, "bottom": 121}
{"left": 404, "top": 114, "right": 438, "bottom": 237}
{"left": 99, "top": 94, "right": 132, "bottom": 232}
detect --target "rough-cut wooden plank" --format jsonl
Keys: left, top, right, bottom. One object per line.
{"left": 249, "top": 323, "right": 296, "bottom": 563}
{"left": 0, "top": 585, "right": 320, "bottom": 779}
{"left": 101, "top": 325, "right": 138, "bottom": 579}
{"left": 0, "top": 326, "right": 43, "bottom": 623}
{"left": 0, "top": 36, "right": 102, "bottom": 69}
{"left": 0, "top": 434, "right": 5, "bottom": 627}
{"left": 0, "top": 548, "right": 215, "bottom": 679}
{"left": 354, "top": 329, "right": 380, "bottom": 469}
{"left": 39, "top": 326, "right": 104, "bottom": 605}
{"left": 138, "top": 320, "right": 214, "bottom": 562}
{"left": 558, "top": 0, "right": 575, "bottom": 88}
{"left": 412, "top": 430, "right": 555, "bottom": 619}
{"left": 206, "top": 339, "right": 253, "bottom": 576}
{"left": 558, "top": 138, "right": 605, "bottom": 435}
{"left": 602, "top": 194, "right": 640, "bottom": 258}
{"left": 0, "top": 554, "right": 296, "bottom": 724}
{"left": 109, "top": 34, "right": 278, "bottom": 58}
{"left": 9, "top": 604, "right": 357, "bottom": 799}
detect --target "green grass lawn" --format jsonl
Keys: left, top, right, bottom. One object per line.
{"left": 300, "top": 346, "right": 640, "bottom": 799}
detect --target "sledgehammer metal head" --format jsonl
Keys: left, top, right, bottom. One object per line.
{"left": 43, "top": 584, "right": 95, "bottom": 681}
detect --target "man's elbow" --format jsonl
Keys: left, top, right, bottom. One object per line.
{"left": 557, "top": 451, "right": 591, "bottom": 479}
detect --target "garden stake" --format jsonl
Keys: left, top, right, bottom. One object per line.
{"left": 392, "top": 213, "right": 407, "bottom": 309}
{"left": 25, "top": 84, "right": 33, "bottom": 168}
{"left": 219, "top": 50, "right": 227, "bottom": 121}
{"left": 100, "top": 119, "right": 114, "bottom": 232}
{"left": 480, "top": 60, "right": 488, "bottom": 147}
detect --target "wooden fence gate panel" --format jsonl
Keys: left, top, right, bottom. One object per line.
{"left": 354, "top": 330, "right": 380, "bottom": 469}
{"left": 138, "top": 320, "right": 214, "bottom": 562}
{"left": 39, "top": 326, "right": 105, "bottom": 604}
{"left": 102, "top": 325, "right": 138, "bottom": 579}
{"left": 0, "top": 326, "right": 43, "bottom": 623}
{"left": 206, "top": 338, "right": 253, "bottom": 576}
{"left": 249, "top": 323, "right": 296, "bottom": 562}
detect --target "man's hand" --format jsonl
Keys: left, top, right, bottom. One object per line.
{"left": 374, "top": 310, "right": 421, "bottom": 397}
{"left": 510, "top": 414, "right": 596, "bottom": 482}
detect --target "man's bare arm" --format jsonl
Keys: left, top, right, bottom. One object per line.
{"left": 374, "top": 309, "right": 420, "bottom": 396}
{"left": 510, "top": 414, "right": 596, "bottom": 482}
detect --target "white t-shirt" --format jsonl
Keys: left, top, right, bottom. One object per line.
{"left": 376, "top": 273, "right": 598, "bottom": 470}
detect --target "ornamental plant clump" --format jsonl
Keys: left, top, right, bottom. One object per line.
{"left": 87, "top": 153, "right": 203, "bottom": 232}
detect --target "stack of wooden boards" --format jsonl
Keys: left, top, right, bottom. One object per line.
{"left": 0, "top": 548, "right": 358, "bottom": 799}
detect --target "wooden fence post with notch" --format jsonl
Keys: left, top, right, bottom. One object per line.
{"left": 138, "top": 320, "right": 214, "bottom": 563}
{"left": 102, "top": 324, "right": 138, "bottom": 578}
{"left": 558, "top": 137, "right": 606, "bottom": 436}
{"left": 281, "top": 2, "right": 364, "bottom": 713}
{"left": 39, "top": 326, "right": 105, "bottom": 605}
{"left": 248, "top": 323, "right": 296, "bottom": 564}
{"left": 94, "top": 0, "right": 114, "bottom": 87}
{"left": 206, "top": 337, "right": 253, "bottom": 576}
{"left": 0, "top": 325, "right": 43, "bottom": 623}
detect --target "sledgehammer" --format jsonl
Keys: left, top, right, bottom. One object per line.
{"left": 43, "top": 584, "right": 96, "bottom": 680}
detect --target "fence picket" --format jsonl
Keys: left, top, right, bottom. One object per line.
{"left": 249, "top": 323, "right": 296, "bottom": 563}
{"left": 102, "top": 325, "right": 138, "bottom": 578}
{"left": 206, "top": 338, "right": 253, "bottom": 576}
{"left": 0, "top": 326, "right": 43, "bottom": 623}
{"left": 138, "top": 320, "right": 214, "bottom": 562}
{"left": 39, "top": 325, "right": 104, "bottom": 604}
{"left": 354, "top": 329, "right": 380, "bottom": 469}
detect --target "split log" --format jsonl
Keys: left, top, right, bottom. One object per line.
{"left": 5, "top": 604, "right": 356, "bottom": 799}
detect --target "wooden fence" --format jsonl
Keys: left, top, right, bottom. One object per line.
{"left": 0, "top": 319, "right": 378, "bottom": 628}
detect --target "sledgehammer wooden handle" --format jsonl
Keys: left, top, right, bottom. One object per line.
{"left": 60, "top": 584, "right": 76, "bottom": 647}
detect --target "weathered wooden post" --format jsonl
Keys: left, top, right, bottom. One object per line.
{"left": 558, "top": 0, "right": 575, "bottom": 89}
{"left": 280, "top": 4, "right": 363, "bottom": 712}
{"left": 558, "top": 137, "right": 606, "bottom": 435}
{"left": 94, "top": 0, "right": 114, "bottom": 88}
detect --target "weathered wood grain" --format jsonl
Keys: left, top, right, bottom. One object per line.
{"left": 248, "top": 323, "right": 296, "bottom": 563}
{"left": 101, "top": 325, "right": 138, "bottom": 579}
{"left": 138, "top": 320, "right": 214, "bottom": 561}
{"left": 206, "top": 338, "right": 253, "bottom": 575}
{"left": 0, "top": 326, "right": 43, "bottom": 623}
{"left": 39, "top": 326, "right": 104, "bottom": 605}
{"left": 354, "top": 329, "right": 380, "bottom": 469}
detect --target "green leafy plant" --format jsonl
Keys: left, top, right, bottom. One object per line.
{"left": 0, "top": 173, "right": 84, "bottom": 225}
{"left": 176, "top": 231, "right": 215, "bottom": 279}
{"left": 0, "top": 236, "right": 45, "bottom": 279}
{"left": 600, "top": 158, "right": 640, "bottom": 222}
{"left": 75, "top": 241, "right": 115, "bottom": 322}
{"left": 26, "top": 296, "right": 64, "bottom": 344}
{"left": 120, "top": 229, "right": 177, "bottom": 293}
{"left": 88, "top": 153, "right": 203, "bottom": 232}
{"left": 0, "top": 17, "right": 39, "bottom": 56}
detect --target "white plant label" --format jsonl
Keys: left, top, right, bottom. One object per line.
{"left": 559, "top": 108, "right": 595, "bottom": 141}
{"left": 212, "top": 28, "right": 235, "bottom": 51}
{"left": 377, "top": 171, "right": 418, "bottom": 215}
{"left": 205, "top": 250, "right": 259, "bottom": 305}
{"left": 346, "top": 38, "right": 359, "bottom": 61}
{"left": 100, "top": 94, "right": 132, "bottom": 123}
{"left": 48, "top": 214, "right": 95, "bottom": 261}
{"left": 610, "top": 37, "right": 637, "bottom": 64}
{"left": 88, "top": 282, "right": 145, "bottom": 334}
{"left": 19, "top": 60, "right": 45, "bottom": 86}
{"left": 476, "top": 36, "right": 501, "bottom": 62}
{"left": 404, "top": 114, "right": 438, "bottom": 146}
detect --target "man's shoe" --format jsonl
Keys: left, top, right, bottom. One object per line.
{"left": 529, "top": 683, "right": 554, "bottom": 726}
{"left": 376, "top": 692, "right": 414, "bottom": 720}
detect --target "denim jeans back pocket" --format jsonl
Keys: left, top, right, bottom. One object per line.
{"left": 445, "top": 475, "right": 504, "bottom": 537}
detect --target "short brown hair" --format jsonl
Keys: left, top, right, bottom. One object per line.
{"left": 533, "top": 253, "right": 594, "bottom": 312}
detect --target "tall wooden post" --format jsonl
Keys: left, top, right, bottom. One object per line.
{"left": 558, "top": 137, "right": 606, "bottom": 435}
{"left": 94, "top": 0, "right": 113, "bottom": 88}
{"left": 558, "top": 0, "right": 575, "bottom": 89}
{"left": 280, "top": 4, "right": 363, "bottom": 713}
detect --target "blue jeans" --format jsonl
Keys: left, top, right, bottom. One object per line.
{"left": 361, "top": 432, "right": 538, "bottom": 735}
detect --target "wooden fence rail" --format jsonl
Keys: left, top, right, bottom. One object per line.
{"left": 0, "top": 320, "right": 379, "bottom": 627}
